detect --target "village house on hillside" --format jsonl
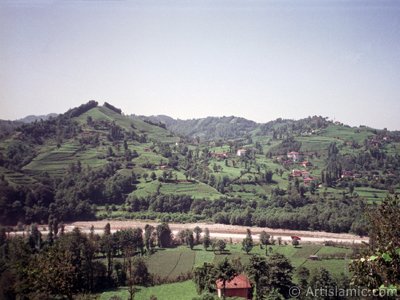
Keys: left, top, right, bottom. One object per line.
{"left": 304, "top": 176, "right": 318, "bottom": 186}
{"left": 341, "top": 170, "right": 354, "bottom": 179}
{"left": 291, "top": 169, "right": 303, "bottom": 177}
{"left": 211, "top": 152, "right": 229, "bottom": 159}
{"left": 287, "top": 151, "right": 302, "bottom": 162}
{"left": 299, "top": 160, "right": 312, "bottom": 168}
{"left": 236, "top": 149, "right": 247, "bottom": 157}
{"left": 216, "top": 274, "right": 252, "bottom": 299}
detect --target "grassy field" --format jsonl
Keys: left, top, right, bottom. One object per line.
{"left": 100, "top": 280, "right": 197, "bottom": 300}
{"left": 297, "top": 136, "right": 337, "bottom": 153}
{"left": 320, "top": 125, "right": 373, "bottom": 143}
{"left": 146, "top": 248, "right": 195, "bottom": 280}
{"left": 210, "top": 242, "right": 352, "bottom": 280}
{"left": 194, "top": 247, "right": 216, "bottom": 267}
{"left": 100, "top": 242, "right": 354, "bottom": 299}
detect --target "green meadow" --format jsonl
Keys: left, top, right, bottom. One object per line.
{"left": 100, "top": 242, "right": 354, "bottom": 300}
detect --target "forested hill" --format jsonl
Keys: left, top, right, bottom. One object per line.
{"left": 133, "top": 115, "right": 258, "bottom": 140}
{"left": 1, "top": 101, "right": 400, "bottom": 236}
{"left": 133, "top": 115, "right": 341, "bottom": 141}
{"left": 0, "top": 101, "right": 178, "bottom": 225}
{"left": 16, "top": 113, "right": 59, "bottom": 124}
{"left": 0, "top": 113, "right": 58, "bottom": 139}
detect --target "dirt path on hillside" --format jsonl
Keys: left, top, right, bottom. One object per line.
{"left": 67, "top": 220, "right": 368, "bottom": 244}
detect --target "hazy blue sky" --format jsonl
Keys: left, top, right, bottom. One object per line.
{"left": 1, "top": 1, "right": 400, "bottom": 129}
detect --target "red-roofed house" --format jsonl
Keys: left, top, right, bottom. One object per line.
{"left": 301, "top": 170, "right": 310, "bottom": 178}
{"left": 299, "top": 161, "right": 312, "bottom": 167}
{"left": 341, "top": 170, "right": 354, "bottom": 179}
{"left": 211, "top": 152, "right": 229, "bottom": 159}
{"left": 216, "top": 274, "right": 252, "bottom": 299}
{"left": 291, "top": 169, "right": 303, "bottom": 177}
{"left": 303, "top": 177, "right": 318, "bottom": 186}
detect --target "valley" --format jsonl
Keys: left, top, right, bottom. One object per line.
{"left": 0, "top": 101, "right": 399, "bottom": 299}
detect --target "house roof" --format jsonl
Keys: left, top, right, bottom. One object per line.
{"left": 216, "top": 274, "right": 251, "bottom": 290}
{"left": 303, "top": 177, "right": 315, "bottom": 181}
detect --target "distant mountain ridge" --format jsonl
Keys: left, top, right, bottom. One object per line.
{"left": 132, "top": 114, "right": 260, "bottom": 140}
{"left": 132, "top": 114, "right": 335, "bottom": 140}
{"left": 16, "top": 113, "right": 59, "bottom": 123}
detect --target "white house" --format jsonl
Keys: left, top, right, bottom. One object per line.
{"left": 236, "top": 149, "right": 247, "bottom": 157}
{"left": 287, "top": 151, "right": 301, "bottom": 162}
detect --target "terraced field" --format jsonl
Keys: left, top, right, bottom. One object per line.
{"left": 160, "top": 182, "right": 222, "bottom": 200}
{"left": 100, "top": 280, "right": 197, "bottom": 300}
{"left": 0, "top": 167, "right": 36, "bottom": 186}
{"left": 23, "top": 142, "right": 106, "bottom": 175}
{"left": 22, "top": 143, "right": 80, "bottom": 175}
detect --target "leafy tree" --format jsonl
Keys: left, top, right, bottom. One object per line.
{"left": 124, "top": 247, "right": 136, "bottom": 300}
{"left": 247, "top": 255, "right": 269, "bottom": 300}
{"left": 183, "top": 229, "right": 195, "bottom": 249}
{"left": 130, "top": 257, "right": 151, "bottom": 286}
{"left": 187, "top": 233, "right": 195, "bottom": 250}
{"left": 177, "top": 230, "right": 186, "bottom": 244}
{"left": 296, "top": 266, "right": 310, "bottom": 292}
{"left": 28, "top": 223, "right": 42, "bottom": 252}
{"left": 193, "top": 226, "right": 202, "bottom": 245}
{"left": 100, "top": 226, "right": 114, "bottom": 280}
{"left": 143, "top": 173, "right": 149, "bottom": 182}
{"left": 58, "top": 228, "right": 98, "bottom": 293}
{"left": 266, "top": 253, "right": 294, "bottom": 298}
{"left": 27, "top": 243, "right": 76, "bottom": 299}
{"left": 350, "top": 196, "right": 400, "bottom": 292}
{"left": 215, "top": 258, "right": 237, "bottom": 300}
{"left": 264, "top": 288, "right": 285, "bottom": 300}
{"left": 156, "top": 223, "right": 172, "bottom": 248}
{"left": 193, "top": 263, "right": 217, "bottom": 294}
{"left": 1, "top": 236, "right": 32, "bottom": 297}
{"left": 144, "top": 224, "right": 155, "bottom": 254}
{"left": 209, "top": 174, "right": 216, "bottom": 187}
{"left": 203, "top": 228, "right": 211, "bottom": 250}
{"left": 259, "top": 231, "right": 270, "bottom": 247}
{"left": 215, "top": 240, "right": 226, "bottom": 254}
{"left": 291, "top": 238, "right": 299, "bottom": 248}
{"left": 308, "top": 268, "right": 337, "bottom": 300}
{"left": 242, "top": 229, "right": 253, "bottom": 254}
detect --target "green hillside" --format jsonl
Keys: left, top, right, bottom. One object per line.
{"left": 0, "top": 102, "right": 399, "bottom": 234}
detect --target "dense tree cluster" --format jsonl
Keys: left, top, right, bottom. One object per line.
{"left": 0, "top": 222, "right": 166, "bottom": 299}
{"left": 104, "top": 102, "right": 122, "bottom": 114}
{"left": 350, "top": 196, "right": 400, "bottom": 293}
{"left": 126, "top": 192, "right": 366, "bottom": 234}
{"left": 193, "top": 253, "right": 296, "bottom": 299}
{"left": 0, "top": 161, "right": 138, "bottom": 225}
